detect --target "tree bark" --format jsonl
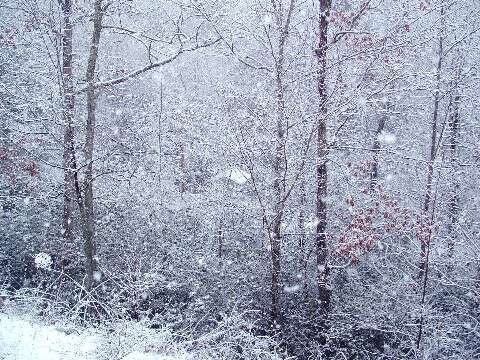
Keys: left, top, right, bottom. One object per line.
{"left": 179, "top": 141, "right": 187, "bottom": 194}
{"left": 369, "top": 112, "right": 387, "bottom": 192}
{"left": 268, "top": 0, "right": 296, "bottom": 333}
{"left": 83, "top": 0, "right": 104, "bottom": 292}
{"left": 315, "top": 0, "right": 331, "bottom": 323}
{"left": 298, "top": 178, "right": 308, "bottom": 297}
{"left": 447, "top": 60, "right": 462, "bottom": 268}
{"left": 270, "top": 30, "right": 286, "bottom": 335}
{"left": 61, "top": 0, "right": 75, "bottom": 243}
{"left": 416, "top": 3, "right": 444, "bottom": 351}
{"left": 419, "top": 5, "right": 444, "bottom": 282}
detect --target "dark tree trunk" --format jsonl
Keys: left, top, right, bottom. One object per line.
{"left": 315, "top": 0, "right": 331, "bottom": 323}
{"left": 61, "top": 0, "right": 75, "bottom": 243}
{"left": 83, "top": 0, "right": 104, "bottom": 292}
{"left": 270, "top": 44, "right": 285, "bottom": 334}
{"left": 419, "top": 9, "right": 444, "bottom": 282}
{"left": 370, "top": 115, "right": 386, "bottom": 192}
{"left": 268, "top": 0, "right": 296, "bottom": 333}
{"left": 298, "top": 178, "right": 308, "bottom": 297}
{"left": 447, "top": 62, "right": 462, "bottom": 267}
{"left": 417, "top": 3, "right": 444, "bottom": 351}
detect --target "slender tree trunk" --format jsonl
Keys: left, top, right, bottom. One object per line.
{"left": 298, "top": 178, "right": 308, "bottom": 297}
{"left": 217, "top": 218, "right": 224, "bottom": 258}
{"left": 369, "top": 114, "right": 386, "bottom": 192}
{"left": 179, "top": 141, "right": 187, "bottom": 194}
{"left": 419, "top": 6, "right": 444, "bottom": 282}
{"left": 447, "top": 62, "right": 462, "bottom": 268}
{"left": 270, "top": 45, "right": 285, "bottom": 334}
{"left": 315, "top": 0, "right": 331, "bottom": 323}
{"left": 61, "top": 0, "right": 75, "bottom": 243}
{"left": 268, "top": 0, "right": 296, "bottom": 333}
{"left": 158, "top": 83, "right": 164, "bottom": 203}
{"left": 83, "top": 0, "right": 104, "bottom": 292}
{"left": 416, "top": 3, "right": 444, "bottom": 350}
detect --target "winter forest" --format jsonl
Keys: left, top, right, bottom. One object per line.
{"left": 1, "top": 0, "right": 480, "bottom": 359}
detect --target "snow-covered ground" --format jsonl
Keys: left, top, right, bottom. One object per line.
{"left": 0, "top": 296, "right": 279, "bottom": 360}
{"left": 0, "top": 313, "right": 99, "bottom": 360}
{"left": 0, "top": 312, "right": 186, "bottom": 360}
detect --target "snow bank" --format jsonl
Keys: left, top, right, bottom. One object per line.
{"left": 0, "top": 306, "right": 279, "bottom": 360}
{"left": 0, "top": 313, "right": 98, "bottom": 360}
{"left": 0, "top": 313, "right": 186, "bottom": 360}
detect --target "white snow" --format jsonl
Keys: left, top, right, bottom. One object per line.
{"left": 0, "top": 313, "right": 98, "bottom": 360}
{"left": 0, "top": 313, "right": 190, "bottom": 360}
{"left": 34, "top": 252, "right": 52, "bottom": 270}
{"left": 122, "top": 351, "right": 187, "bottom": 360}
{"left": 227, "top": 168, "right": 251, "bottom": 185}
{"left": 378, "top": 131, "right": 397, "bottom": 145}
{"left": 283, "top": 284, "right": 301, "bottom": 293}
{"left": 305, "top": 217, "right": 319, "bottom": 233}
{"left": 263, "top": 14, "right": 273, "bottom": 26}
{"left": 93, "top": 271, "right": 102, "bottom": 282}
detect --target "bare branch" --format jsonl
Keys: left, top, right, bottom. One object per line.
{"left": 77, "top": 38, "right": 220, "bottom": 93}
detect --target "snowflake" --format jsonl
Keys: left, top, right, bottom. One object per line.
{"left": 378, "top": 131, "right": 397, "bottom": 145}
{"left": 227, "top": 168, "right": 251, "bottom": 185}
{"left": 34, "top": 252, "right": 52, "bottom": 270}
{"left": 263, "top": 14, "right": 273, "bottom": 26}
{"left": 284, "top": 284, "right": 301, "bottom": 293}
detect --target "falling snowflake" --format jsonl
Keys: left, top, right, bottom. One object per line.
{"left": 263, "top": 14, "right": 273, "bottom": 26}
{"left": 227, "top": 168, "right": 251, "bottom": 185}
{"left": 284, "top": 284, "right": 301, "bottom": 293}
{"left": 378, "top": 131, "right": 397, "bottom": 145}
{"left": 34, "top": 252, "right": 52, "bottom": 270}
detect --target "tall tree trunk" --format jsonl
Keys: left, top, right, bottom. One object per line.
{"left": 158, "top": 83, "right": 164, "bottom": 205}
{"left": 416, "top": 3, "right": 444, "bottom": 350}
{"left": 447, "top": 61, "right": 462, "bottom": 268}
{"left": 83, "top": 0, "right": 104, "bottom": 292}
{"left": 269, "top": 0, "right": 296, "bottom": 333}
{"left": 315, "top": 0, "right": 331, "bottom": 323}
{"left": 61, "top": 0, "right": 75, "bottom": 243}
{"left": 419, "top": 5, "right": 444, "bottom": 282}
{"left": 270, "top": 38, "right": 286, "bottom": 334}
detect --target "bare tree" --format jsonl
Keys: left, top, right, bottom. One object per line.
{"left": 270, "top": 0, "right": 296, "bottom": 332}
{"left": 59, "top": 0, "right": 75, "bottom": 244}
{"left": 446, "top": 54, "right": 463, "bottom": 266}
{"left": 315, "top": 0, "right": 331, "bottom": 324}
{"left": 82, "top": 0, "right": 105, "bottom": 293}
{"left": 417, "top": 1, "right": 445, "bottom": 350}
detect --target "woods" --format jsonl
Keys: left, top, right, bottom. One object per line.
{"left": 1, "top": 0, "right": 480, "bottom": 359}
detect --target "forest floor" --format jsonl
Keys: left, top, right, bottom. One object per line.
{"left": 0, "top": 308, "right": 188, "bottom": 360}
{"left": 0, "top": 294, "right": 280, "bottom": 360}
